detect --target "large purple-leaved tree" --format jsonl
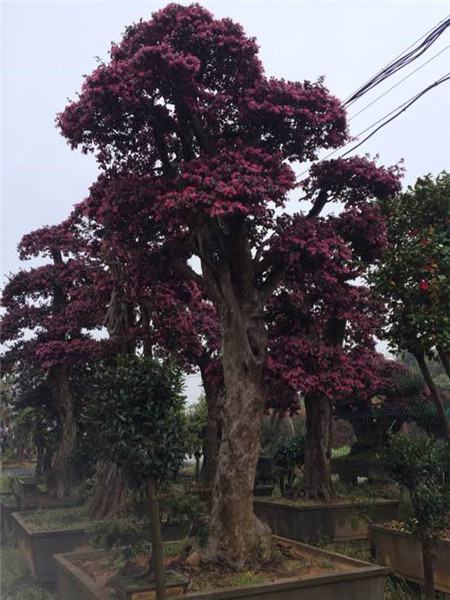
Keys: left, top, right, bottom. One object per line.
{"left": 58, "top": 3, "right": 401, "bottom": 565}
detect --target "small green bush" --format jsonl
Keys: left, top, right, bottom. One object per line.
{"left": 273, "top": 434, "right": 305, "bottom": 497}
{"left": 380, "top": 433, "right": 449, "bottom": 600}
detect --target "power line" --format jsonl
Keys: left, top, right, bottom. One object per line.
{"left": 349, "top": 45, "right": 450, "bottom": 122}
{"left": 341, "top": 72, "right": 450, "bottom": 157}
{"left": 343, "top": 15, "right": 450, "bottom": 107}
{"left": 298, "top": 72, "right": 450, "bottom": 178}
{"left": 342, "top": 14, "right": 449, "bottom": 105}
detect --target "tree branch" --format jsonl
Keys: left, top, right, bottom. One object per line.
{"left": 307, "top": 190, "right": 329, "bottom": 219}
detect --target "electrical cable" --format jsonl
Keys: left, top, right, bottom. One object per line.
{"left": 297, "top": 72, "right": 450, "bottom": 178}
{"left": 344, "top": 15, "right": 450, "bottom": 107}
{"left": 341, "top": 72, "right": 450, "bottom": 156}
{"left": 349, "top": 45, "right": 450, "bottom": 121}
{"left": 341, "top": 14, "right": 449, "bottom": 105}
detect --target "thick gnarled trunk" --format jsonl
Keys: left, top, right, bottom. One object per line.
{"left": 47, "top": 366, "right": 77, "bottom": 500}
{"left": 207, "top": 301, "right": 271, "bottom": 567}
{"left": 200, "top": 377, "right": 221, "bottom": 488}
{"left": 302, "top": 394, "right": 333, "bottom": 501}
{"left": 89, "top": 460, "right": 130, "bottom": 519}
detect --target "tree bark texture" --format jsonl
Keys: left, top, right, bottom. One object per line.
{"left": 47, "top": 365, "right": 77, "bottom": 500}
{"left": 89, "top": 460, "right": 131, "bottom": 519}
{"left": 302, "top": 394, "right": 334, "bottom": 501}
{"left": 422, "top": 539, "right": 435, "bottom": 600}
{"left": 200, "top": 376, "right": 221, "bottom": 488}
{"left": 207, "top": 298, "right": 271, "bottom": 567}
{"left": 415, "top": 352, "right": 450, "bottom": 458}
{"left": 148, "top": 479, "right": 166, "bottom": 600}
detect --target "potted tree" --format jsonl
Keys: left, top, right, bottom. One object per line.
{"left": 373, "top": 433, "right": 450, "bottom": 599}
{"left": 89, "top": 355, "right": 189, "bottom": 600}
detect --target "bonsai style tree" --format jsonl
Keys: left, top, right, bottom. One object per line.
{"left": 372, "top": 172, "right": 450, "bottom": 453}
{"left": 58, "top": 3, "right": 401, "bottom": 564}
{"left": 336, "top": 357, "right": 425, "bottom": 454}
{"left": 1, "top": 222, "right": 108, "bottom": 498}
{"left": 381, "top": 433, "right": 449, "bottom": 600}
{"left": 89, "top": 355, "right": 187, "bottom": 600}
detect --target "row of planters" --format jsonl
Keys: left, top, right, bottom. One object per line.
{"left": 3, "top": 360, "right": 449, "bottom": 599}
{"left": 6, "top": 446, "right": 449, "bottom": 599}
{"left": 0, "top": 356, "right": 398, "bottom": 600}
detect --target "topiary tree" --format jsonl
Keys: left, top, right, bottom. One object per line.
{"left": 1, "top": 222, "right": 109, "bottom": 498}
{"left": 380, "top": 434, "right": 449, "bottom": 600}
{"left": 89, "top": 355, "right": 187, "bottom": 600}
{"left": 372, "top": 172, "right": 450, "bottom": 455}
{"left": 58, "top": 3, "right": 401, "bottom": 564}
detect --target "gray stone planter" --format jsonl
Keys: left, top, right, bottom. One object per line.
{"left": 254, "top": 498, "right": 399, "bottom": 543}
{"left": 55, "top": 538, "right": 389, "bottom": 600}
{"left": 370, "top": 524, "right": 450, "bottom": 594}
{"left": 1, "top": 492, "right": 18, "bottom": 538}
{"left": 11, "top": 510, "right": 191, "bottom": 583}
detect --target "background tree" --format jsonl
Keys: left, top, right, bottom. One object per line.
{"left": 89, "top": 355, "right": 187, "bottom": 600}
{"left": 58, "top": 3, "right": 401, "bottom": 564}
{"left": 1, "top": 221, "right": 108, "bottom": 498}
{"left": 372, "top": 172, "right": 450, "bottom": 453}
{"left": 335, "top": 357, "right": 425, "bottom": 454}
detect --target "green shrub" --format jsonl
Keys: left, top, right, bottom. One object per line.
{"left": 380, "top": 433, "right": 449, "bottom": 600}
{"left": 273, "top": 434, "right": 305, "bottom": 497}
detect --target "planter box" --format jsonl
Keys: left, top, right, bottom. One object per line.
{"left": 55, "top": 538, "right": 389, "bottom": 600}
{"left": 1, "top": 492, "right": 18, "bottom": 538}
{"left": 11, "top": 511, "right": 191, "bottom": 583}
{"left": 370, "top": 524, "right": 450, "bottom": 594}
{"left": 254, "top": 498, "right": 399, "bottom": 543}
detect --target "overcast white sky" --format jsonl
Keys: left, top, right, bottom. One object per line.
{"left": 1, "top": 0, "right": 449, "bottom": 401}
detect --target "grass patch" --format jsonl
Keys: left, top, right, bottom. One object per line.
{"left": 0, "top": 541, "right": 57, "bottom": 600}
{"left": 19, "top": 506, "right": 90, "bottom": 532}
{"left": 331, "top": 445, "right": 351, "bottom": 458}
{"left": 230, "top": 571, "right": 268, "bottom": 586}
{"left": 0, "top": 471, "right": 13, "bottom": 493}
{"left": 163, "top": 540, "right": 188, "bottom": 558}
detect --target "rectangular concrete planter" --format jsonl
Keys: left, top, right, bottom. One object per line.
{"left": 254, "top": 498, "right": 399, "bottom": 543}
{"left": 1, "top": 492, "right": 18, "bottom": 538}
{"left": 55, "top": 538, "right": 389, "bottom": 600}
{"left": 12, "top": 511, "right": 191, "bottom": 583}
{"left": 370, "top": 524, "right": 450, "bottom": 594}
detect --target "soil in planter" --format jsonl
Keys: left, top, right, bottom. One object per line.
{"left": 381, "top": 519, "right": 450, "bottom": 541}
{"left": 75, "top": 539, "right": 354, "bottom": 593}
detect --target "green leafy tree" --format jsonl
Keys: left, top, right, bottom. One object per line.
{"left": 372, "top": 172, "right": 450, "bottom": 453}
{"left": 381, "top": 434, "right": 449, "bottom": 600}
{"left": 89, "top": 355, "right": 187, "bottom": 600}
